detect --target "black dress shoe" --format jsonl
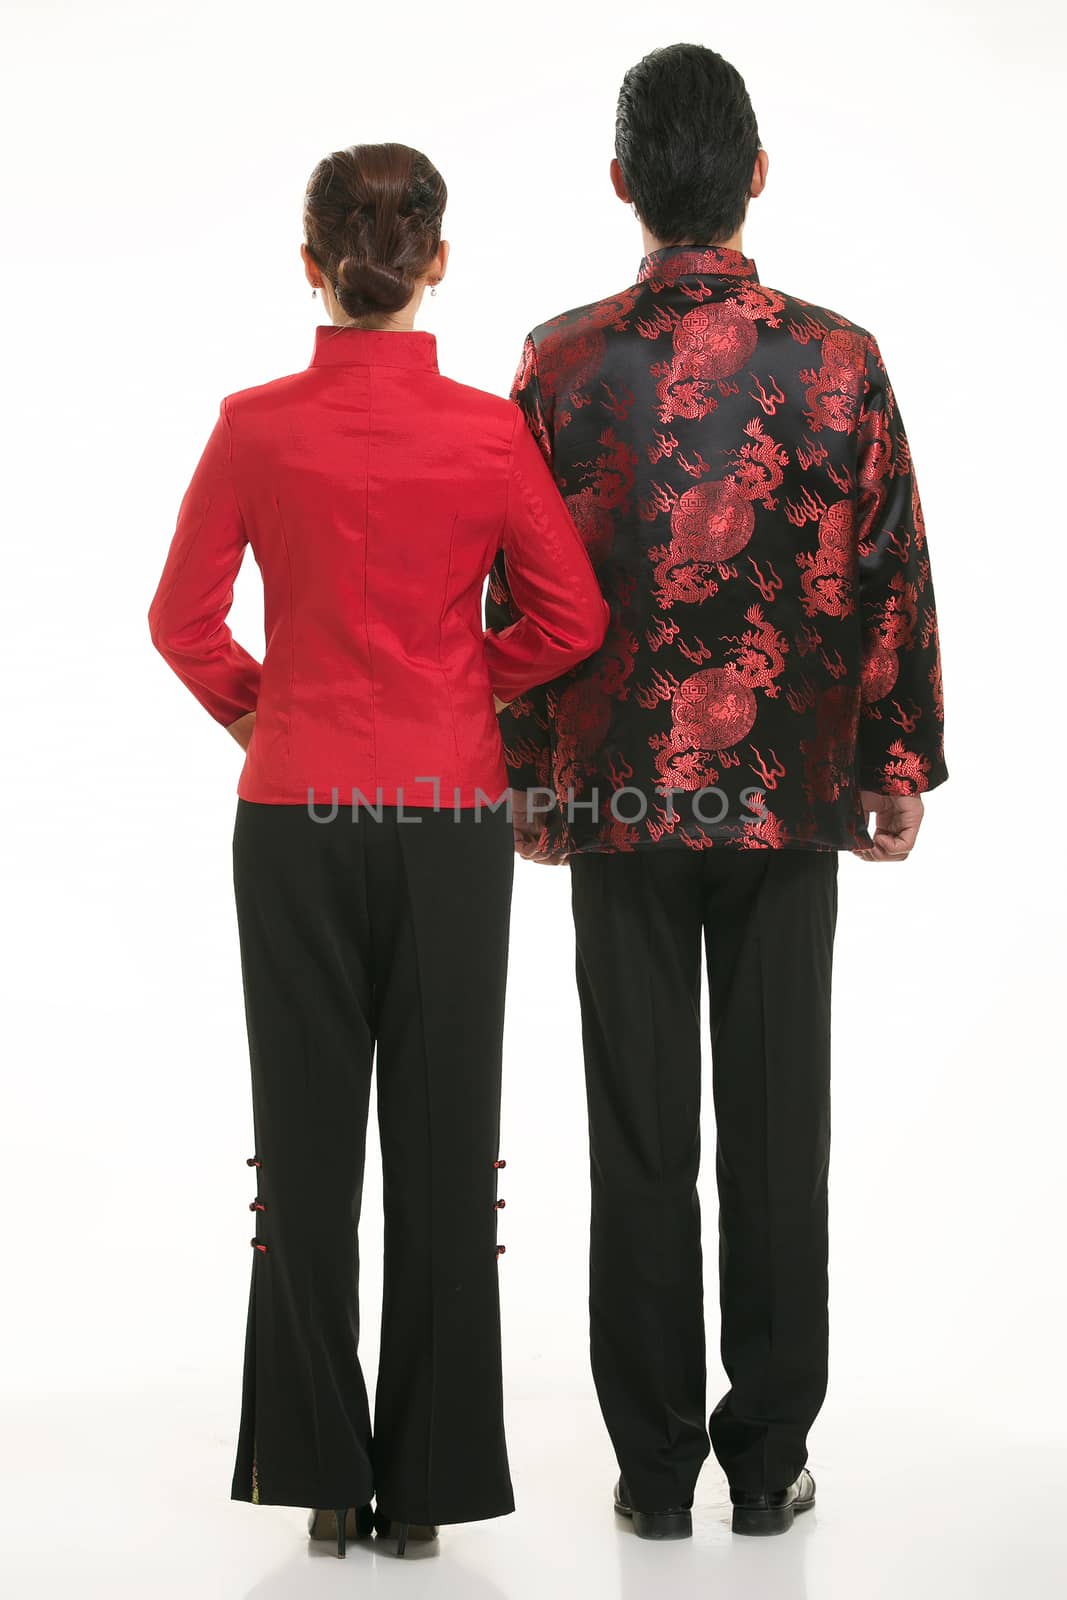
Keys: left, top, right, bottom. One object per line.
{"left": 613, "top": 1476, "right": 692, "bottom": 1540}
{"left": 730, "top": 1467, "right": 815, "bottom": 1535}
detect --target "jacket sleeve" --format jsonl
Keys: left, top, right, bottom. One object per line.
{"left": 485, "top": 336, "right": 571, "bottom": 787}
{"left": 483, "top": 399, "right": 609, "bottom": 706}
{"left": 855, "top": 333, "right": 948, "bottom": 795}
{"left": 148, "top": 398, "right": 261, "bottom": 725}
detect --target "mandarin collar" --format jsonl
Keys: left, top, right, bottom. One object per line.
{"left": 636, "top": 244, "right": 759, "bottom": 286}
{"left": 309, "top": 325, "right": 439, "bottom": 371}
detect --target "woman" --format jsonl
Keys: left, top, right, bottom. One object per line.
{"left": 148, "top": 142, "right": 608, "bottom": 1558}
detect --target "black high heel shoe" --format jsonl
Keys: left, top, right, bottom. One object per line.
{"left": 307, "top": 1505, "right": 374, "bottom": 1557}
{"left": 372, "top": 1508, "right": 439, "bottom": 1558}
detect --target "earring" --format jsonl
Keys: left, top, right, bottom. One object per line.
{"left": 430, "top": 283, "right": 438, "bottom": 297}
{"left": 312, "top": 287, "right": 318, "bottom": 298}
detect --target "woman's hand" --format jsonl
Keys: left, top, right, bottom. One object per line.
{"left": 227, "top": 710, "right": 257, "bottom": 751}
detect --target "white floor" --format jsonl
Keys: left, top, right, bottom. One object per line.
{"left": 4, "top": 1377, "right": 1064, "bottom": 1600}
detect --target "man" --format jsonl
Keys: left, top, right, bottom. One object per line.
{"left": 487, "top": 43, "right": 948, "bottom": 1538}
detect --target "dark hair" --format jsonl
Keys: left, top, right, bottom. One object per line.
{"left": 303, "top": 143, "right": 446, "bottom": 322}
{"left": 615, "top": 44, "right": 761, "bottom": 246}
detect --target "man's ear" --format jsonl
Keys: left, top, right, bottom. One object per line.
{"left": 610, "top": 157, "right": 632, "bottom": 204}
{"left": 751, "top": 148, "right": 769, "bottom": 199}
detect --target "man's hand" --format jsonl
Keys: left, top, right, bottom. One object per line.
{"left": 227, "top": 710, "right": 257, "bottom": 751}
{"left": 510, "top": 788, "right": 569, "bottom": 866}
{"left": 854, "top": 790, "right": 924, "bottom": 862}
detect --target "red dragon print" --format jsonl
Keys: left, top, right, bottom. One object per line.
{"left": 879, "top": 739, "right": 932, "bottom": 795}
{"left": 648, "top": 479, "right": 756, "bottom": 608}
{"left": 861, "top": 639, "right": 899, "bottom": 704}
{"left": 652, "top": 302, "right": 760, "bottom": 425}
{"left": 564, "top": 427, "right": 637, "bottom": 564}
{"left": 797, "top": 499, "right": 856, "bottom": 618}
{"left": 729, "top": 417, "right": 789, "bottom": 508}
{"left": 860, "top": 570, "right": 918, "bottom": 707}
{"left": 926, "top": 617, "right": 944, "bottom": 723}
{"left": 738, "top": 807, "right": 791, "bottom": 848}
{"left": 649, "top": 666, "right": 758, "bottom": 790}
{"left": 802, "top": 328, "right": 867, "bottom": 433}
{"left": 732, "top": 283, "right": 788, "bottom": 325}
{"left": 596, "top": 617, "right": 639, "bottom": 699}
{"left": 536, "top": 326, "right": 606, "bottom": 411}
{"left": 721, "top": 604, "right": 789, "bottom": 695}
{"left": 640, "top": 250, "right": 758, "bottom": 289}
{"left": 553, "top": 675, "right": 613, "bottom": 798}
{"left": 857, "top": 394, "right": 892, "bottom": 490}
{"left": 801, "top": 683, "right": 861, "bottom": 805}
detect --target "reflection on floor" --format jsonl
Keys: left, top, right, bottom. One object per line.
{"left": 2, "top": 1377, "right": 1063, "bottom": 1600}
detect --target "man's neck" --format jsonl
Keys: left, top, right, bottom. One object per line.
{"left": 641, "top": 224, "right": 744, "bottom": 257}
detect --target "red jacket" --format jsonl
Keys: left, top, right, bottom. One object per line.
{"left": 149, "top": 326, "right": 609, "bottom": 805}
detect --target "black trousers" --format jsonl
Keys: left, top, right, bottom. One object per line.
{"left": 570, "top": 847, "right": 838, "bottom": 1507}
{"left": 229, "top": 800, "right": 515, "bottom": 1523}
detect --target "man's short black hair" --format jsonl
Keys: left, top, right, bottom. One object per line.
{"left": 615, "top": 44, "right": 761, "bottom": 246}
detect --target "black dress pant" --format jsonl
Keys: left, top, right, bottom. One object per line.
{"left": 229, "top": 800, "right": 515, "bottom": 1523}
{"left": 570, "top": 847, "right": 838, "bottom": 1507}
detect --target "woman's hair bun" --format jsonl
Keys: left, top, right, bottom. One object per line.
{"left": 335, "top": 255, "right": 412, "bottom": 317}
{"left": 303, "top": 143, "right": 447, "bottom": 323}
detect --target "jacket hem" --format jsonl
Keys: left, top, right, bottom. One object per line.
{"left": 561, "top": 830, "right": 857, "bottom": 856}
{"left": 236, "top": 777, "right": 513, "bottom": 809}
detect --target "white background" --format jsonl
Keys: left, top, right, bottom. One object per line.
{"left": 2, "top": 1, "right": 1065, "bottom": 1596}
